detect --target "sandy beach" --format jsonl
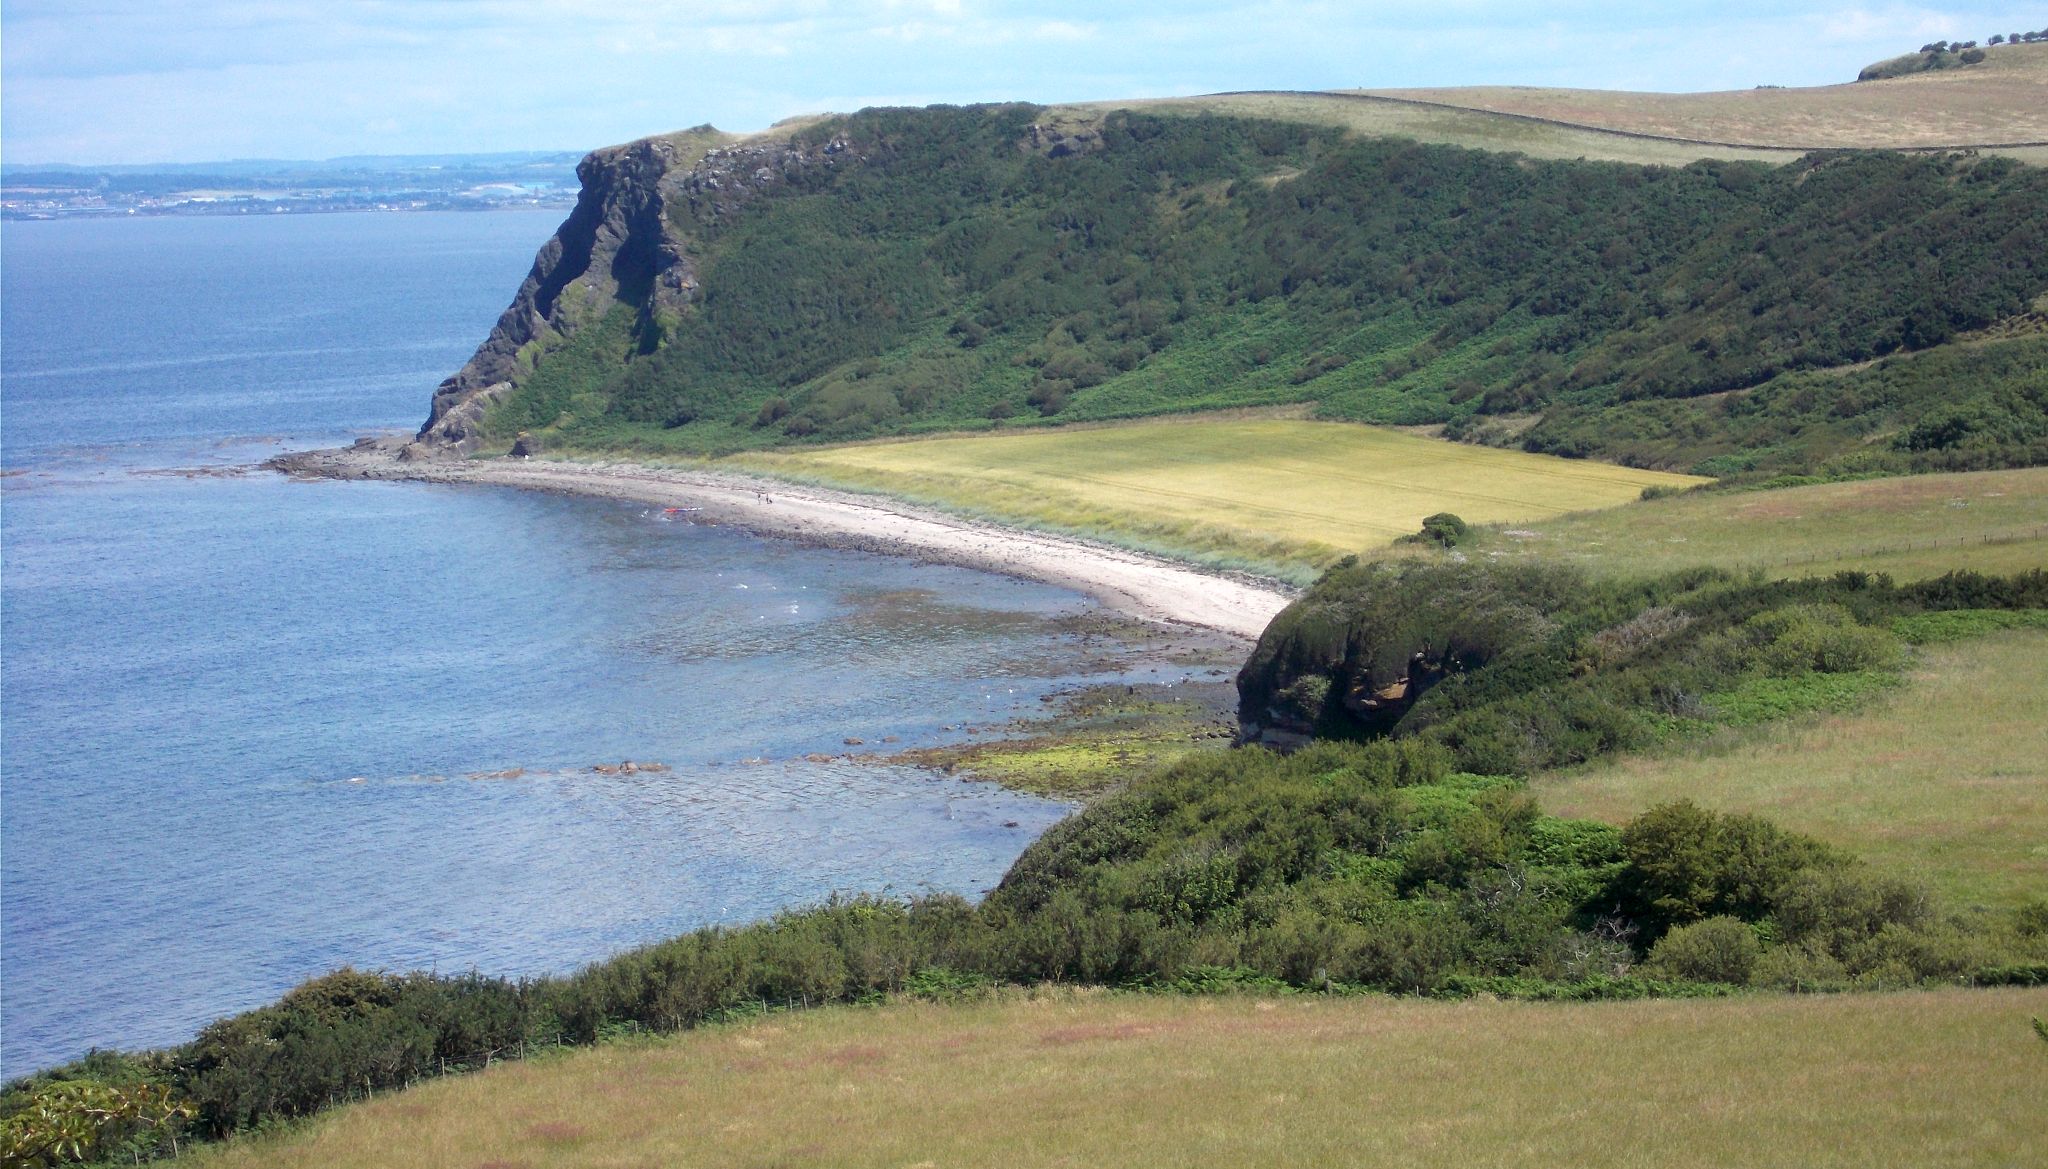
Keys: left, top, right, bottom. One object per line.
{"left": 273, "top": 442, "right": 1298, "bottom": 644}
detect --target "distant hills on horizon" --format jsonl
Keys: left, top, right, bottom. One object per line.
{"left": 1, "top": 151, "right": 586, "bottom": 219}
{"left": 1, "top": 150, "right": 586, "bottom": 177}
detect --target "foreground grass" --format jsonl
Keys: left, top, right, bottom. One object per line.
{"left": 728, "top": 416, "right": 1701, "bottom": 578}
{"left": 191, "top": 987, "right": 2048, "bottom": 1169}
{"left": 1457, "top": 467, "right": 2048, "bottom": 582}
{"left": 1538, "top": 630, "right": 2048, "bottom": 909}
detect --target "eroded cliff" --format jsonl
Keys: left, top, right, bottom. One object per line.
{"left": 414, "top": 122, "right": 863, "bottom": 455}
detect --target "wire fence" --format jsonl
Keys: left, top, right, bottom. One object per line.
{"left": 1758, "top": 524, "right": 2048, "bottom": 570}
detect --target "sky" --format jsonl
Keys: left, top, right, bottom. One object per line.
{"left": 3, "top": 1, "right": 2042, "bottom": 164}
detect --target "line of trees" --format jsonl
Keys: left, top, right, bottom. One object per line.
{"left": 1926, "top": 30, "right": 2048, "bottom": 49}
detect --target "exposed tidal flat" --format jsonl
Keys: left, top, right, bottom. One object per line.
{"left": 0, "top": 212, "right": 1204, "bottom": 1079}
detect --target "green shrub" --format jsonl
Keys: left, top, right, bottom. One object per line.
{"left": 1890, "top": 608, "right": 2048, "bottom": 644}
{"left": 0, "top": 1078, "right": 191, "bottom": 1167}
{"left": 1401, "top": 512, "right": 1470, "bottom": 548}
{"left": 1703, "top": 603, "right": 1902, "bottom": 677}
{"left": 1748, "top": 943, "right": 1849, "bottom": 991}
{"left": 1646, "top": 916, "right": 1762, "bottom": 984}
{"left": 1617, "top": 801, "right": 1839, "bottom": 939}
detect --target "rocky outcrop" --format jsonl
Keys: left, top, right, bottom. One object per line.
{"left": 419, "top": 136, "right": 691, "bottom": 454}
{"left": 416, "top": 126, "right": 868, "bottom": 456}
{"left": 1023, "top": 120, "right": 1104, "bottom": 158}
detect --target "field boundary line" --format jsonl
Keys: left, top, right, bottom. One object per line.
{"left": 1749, "top": 524, "right": 2048, "bottom": 570}
{"left": 1208, "top": 89, "right": 2048, "bottom": 154}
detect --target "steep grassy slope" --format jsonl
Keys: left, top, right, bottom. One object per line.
{"left": 187, "top": 988, "right": 2048, "bottom": 1169}
{"left": 726, "top": 415, "right": 1703, "bottom": 576}
{"left": 1538, "top": 629, "right": 2048, "bottom": 909}
{"left": 439, "top": 100, "right": 2048, "bottom": 477}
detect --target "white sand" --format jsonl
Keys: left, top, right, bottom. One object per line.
{"left": 276, "top": 445, "right": 1297, "bottom": 644}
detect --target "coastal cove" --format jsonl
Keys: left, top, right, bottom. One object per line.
{"left": 0, "top": 212, "right": 1219, "bottom": 1079}
{"left": 277, "top": 443, "right": 1297, "bottom": 643}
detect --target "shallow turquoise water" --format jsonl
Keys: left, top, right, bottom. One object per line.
{"left": 0, "top": 213, "right": 1131, "bottom": 1077}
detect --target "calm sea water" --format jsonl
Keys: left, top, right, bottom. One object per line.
{"left": 0, "top": 214, "right": 1128, "bottom": 1078}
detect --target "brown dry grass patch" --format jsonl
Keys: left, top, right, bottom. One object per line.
{"left": 1353, "top": 42, "right": 2048, "bottom": 150}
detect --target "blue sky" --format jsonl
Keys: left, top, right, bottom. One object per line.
{"left": 3, "top": 2, "right": 2040, "bottom": 164}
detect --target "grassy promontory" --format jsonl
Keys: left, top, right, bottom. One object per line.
{"left": 468, "top": 100, "right": 2048, "bottom": 479}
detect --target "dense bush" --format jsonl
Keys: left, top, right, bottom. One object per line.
{"left": 1519, "top": 332, "right": 2048, "bottom": 476}
{"left": 1399, "top": 512, "right": 1470, "bottom": 547}
{"left": 1646, "top": 916, "right": 1762, "bottom": 984}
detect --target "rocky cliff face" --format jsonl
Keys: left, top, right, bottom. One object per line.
{"left": 413, "top": 124, "right": 862, "bottom": 456}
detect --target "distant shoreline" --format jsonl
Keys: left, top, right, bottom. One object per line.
{"left": 271, "top": 441, "right": 1298, "bottom": 645}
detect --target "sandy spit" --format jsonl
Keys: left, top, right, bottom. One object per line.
{"left": 272, "top": 444, "right": 1299, "bottom": 645}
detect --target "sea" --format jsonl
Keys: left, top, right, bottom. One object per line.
{"left": 0, "top": 211, "right": 1154, "bottom": 1078}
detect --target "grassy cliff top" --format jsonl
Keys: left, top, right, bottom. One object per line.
{"left": 667, "top": 42, "right": 2048, "bottom": 171}
{"left": 1031, "top": 42, "right": 2048, "bottom": 168}
{"left": 1341, "top": 41, "right": 2048, "bottom": 155}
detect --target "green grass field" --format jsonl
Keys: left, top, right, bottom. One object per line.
{"left": 1537, "top": 630, "right": 2048, "bottom": 910}
{"left": 1450, "top": 467, "right": 2048, "bottom": 582}
{"left": 1064, "top": 42, "right": 2048, "bottom": 167}
{"left": 1089, "top": 93, "right": 1801, "bottom": 166}
{"left": 189, "top": 987, "right": 2048, "bottom": 1169}
{"left": 727, "top": 416, "right": 1702, "bottom": 579}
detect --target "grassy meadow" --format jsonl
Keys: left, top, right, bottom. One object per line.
{"left": 1453, "top": 467, "right": 2048, "bottom": 582}
{"left": 1090, "top": 93, "right": 1801, "bottom": 166}
{"left": 1537, "top": 630, "right": 2048, "bottom": 910}
{"left": 188, "top": 987, "right": 2048, "bottom": 1169}
{"left": 726, "top": 416, "right": 1703, "bottom": 579}
{"left": 1091, "top": 43, "right": 2048, "bottom": 166}
{"left": 1348, "top": 40, "right": 2048, "bottom": 155}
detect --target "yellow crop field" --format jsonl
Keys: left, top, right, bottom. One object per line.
{"left": 1538, "top": 630, "right": 2048, "bottom": 909}
{"left": 730, "top": 417, "right": 1702, "bottom": 577}
{"left": 192, "top": 986, "right": 2048, "bottom": 1169}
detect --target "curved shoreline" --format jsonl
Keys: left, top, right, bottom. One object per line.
{"left": 272, "top": 443, "right": 1298, "bottom": 645}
